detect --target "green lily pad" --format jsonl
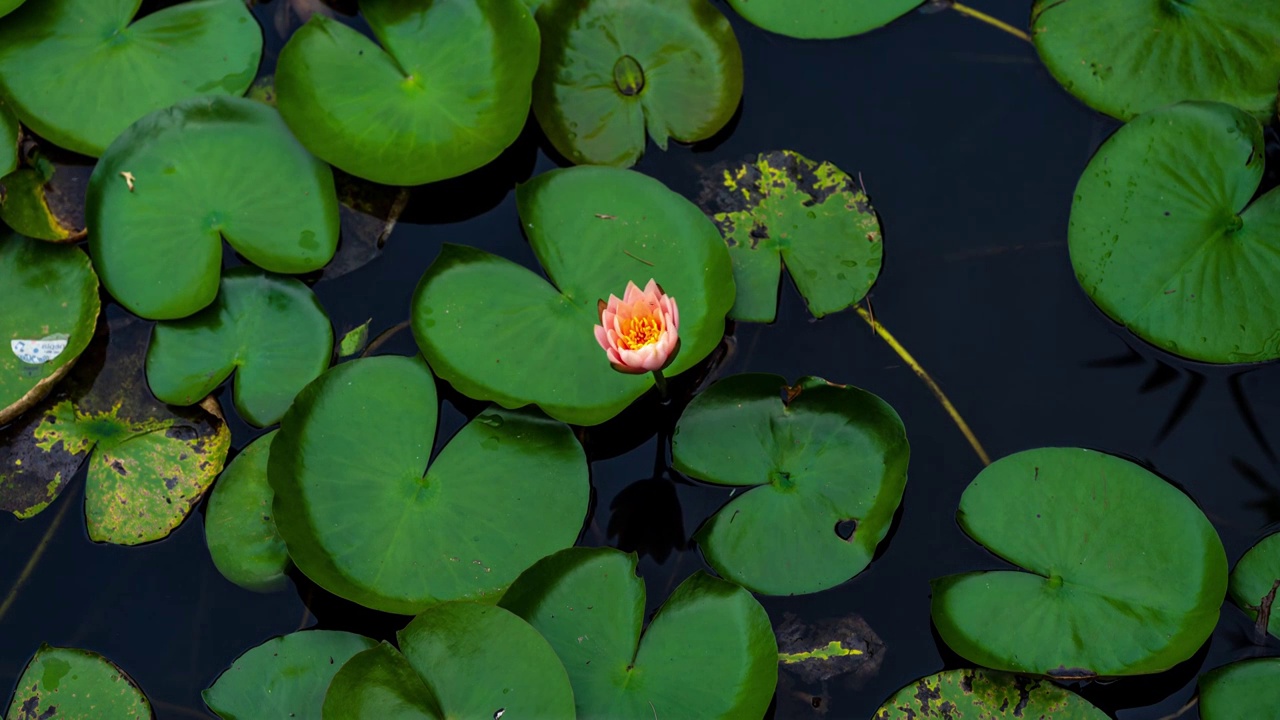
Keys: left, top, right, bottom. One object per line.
{"left": 499, "top": 547, "right": 777, "bottom": 719}
{"left": 0, "top": 319, "right": 231, "bottom": 544}
{"left": 1069, "top": 102, "right": 1280, "bottom": 364}
{"left": 0, "top": 231, "right": 99, "bottom": 426}
{"left": 533, "top": 0, "right": 743, "bottom": 167}
{"left": 726, "top": 0, "right": 920, "bottom": 39}
{"left": 325, "top": 603, "right": 576, "bottom": 718}
{"left": 672, "top": 374, "right": 909, "bottom": 595}
{"left": 146, "top": 268, "right": 333, "bottom": 427}
{"left": 697, "top": 151, "right": 883, "bottom": 322}
{"left": 0, "top": 148, "right": 90, "bottom": 243}
{"left": 1031, "top": 0, "right": 1280, "bottom": 121}
{"left": 0, "top": 0, "right": 26, "bottom": 19}
{"left": 1228, "top": 532, "right": 1280, "bottom": 640}
{"left": 5, "top": 644, "right": 151, "bottom": 719}
{"left": 204, "top": 629, "right": 376, "bottom": 719}
{"left": 412, "top": 166, "right": 734, "bottom": 426}
{"left": 205, "top": 430, "right": 290, "bottom": 593}
{"left": 872, "top": 668, "right": 1108, "bottom": 719}
{"left": 87, "top": 95, "right": 340, "bottom": 320}
{"left": 1199, "top": 658, "right": 1280, "bottom": 720}
{"left": 275, "top": 0, "right": 539, "bottom": 186}
{"left": 269, "top": 355, "right": 590, "bottom": 614}
{"left": 0, "top": 0, "right": 262, "bottom": 156}
{"left": 0, "top": 97, "right": 17, "bottom": 177}
{"left": 338, "top": 319, "right": 371, "bottom": 358}
{"left": 931, "top": 447, "right": 1228, "bottom": 678}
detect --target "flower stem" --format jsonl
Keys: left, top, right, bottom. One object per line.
{"left": 651, "top": 370, "right": 669, "bottom": 401}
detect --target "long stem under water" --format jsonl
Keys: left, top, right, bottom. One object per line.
{"left": 950, "top": 2, "right": 1031, "bottom": 43}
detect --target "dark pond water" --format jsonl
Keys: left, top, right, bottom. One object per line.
{"left": 3, "top": 1, "right": 1279, "bottom": 717}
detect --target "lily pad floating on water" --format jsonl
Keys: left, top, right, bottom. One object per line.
{"left": 205, "top": 430, "right": 290, "bottom": 593}
{"left": 325, "top": 603, "right": 576, "bottom": 718}
{"left": 0, "top": 319, "right": 231, "bottom": 543}
{"left": 0, "top": 230, "right": 99, "bottom": 426}
{"left": 932, "top": 447, "right": 1227, "bottom": 678}
{"left": 1228, "top": 531, "right": 1280, "bottom": 640}
{"left": 672, "top": 374, "right": 909, "bottom": 595}
{"left": 204, "top": 630, "right": 375, "bottom": 719}
{"left": 498, "top": 547, "right": 778, "bottom": 720}
{"left": 276, "top": 0, "right": 539, "bottom": 186}
{"left": 412, "top": 166, "right": 735, "bottom": 426}
{"left": 1031, "top": 0, "right": 1280, "bottom": 121}
{"left": 1069, "top": 102, "right": 1280, "bottom": 364}
{"left": 270, "top": 355, "right": 590, "bottom": 614}
{"left": 146, "top": 268, "right": 333, "bottom": 428}
{"left": 1198, "top": 657, "right": 1280, "bottom": 720}
{"left": 727, "top": 0, "right": 921, "bottom": 39}
{"left": 533, "top": 0, "right": 743, "bottom": 168}
{"left": 697, "top": 150, "right": 883, "bottom": 323}
{"left": 872, "top": 668, "right": 1108, "bottom": 719}
{"left": 5, "top": 644, "right": 151, "bottom": 719}
{"left": 0, "top": 144, "right": 91, "bottom": 243}
{"left": 87, "top": 95, "right": 339, "bottom": 320}
{"left": 0, "top": 0, "right": 263, "bottom": 157}
{"left": 0, "top": 0, "right": 26, "bottom": 19}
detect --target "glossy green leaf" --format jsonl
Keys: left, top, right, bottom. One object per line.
{"left": 533, "top": 0, "right": 743, "bottom": 167}
{"left": 323, "top": 642, "right": 443, "bottom": 720}
{"left": 412, "top": 166, "right": 735, "bottom": 426}
{"left": 500, "top": 547, "right": 778, "bottom": 719}
{"left": 0, "top": 97, "right": 17, "bottom": 177}
{"left": 672, "top": 374, "right": 908, "bottom": 595}
{"left": 0, "top": 231, "right": 99, "bottom": 426}
{"left": 205, "top": 431, "right": 290, "bottom": 593}
{"left": 932, "top": 447, "right": 1228, "bottom": 678}
{"left": 1199, "top": 658, "right": 1280, "bottom": 720}
{"left": 1069, "top": 102, "right": 1280, "bottom": 364}
{"left": 727, "top": 0, "right": 920, "bottom": 39}
{"left": 697, "top": 151, "right": 883, "bottom": 322}
{"left": 5, "top": 644, "right": 151, "bottom": 719}
{"left": 1228, "top": 532, "right": 1280, "bottom": 640}
{"left": 873, "top": 668, "right": 1108, "bottom": 719}
{"left": 203, "top": 629, "right": 376, "bottom": 719}
{"left": 0, "top": 150, "right": 90, "bottom": 243}
{"left": 0, "top": 0, "right": 262, "bottom": 156}
{"left": 338, "top": 320, "right": 371, "bottom": 358}
{"left": 0, "top": 320, "right": 231, "bottom": 544}
{"left": 1031, "top": 0, "right": 1280, "bottom": 120}
{"left": 87, "top": 95, "right": 340, "bottom": 320}
{"left": 276, "top": 0, "right": 539, "bottom": 186}
{"left": 146, "top": 268, "right": 333, "bottom": 427}
{"left": 269, "top": 355, "right": 589, "bottom": 614}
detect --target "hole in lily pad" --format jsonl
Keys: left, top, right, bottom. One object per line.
{"left": 834, "top": 519, "right": 857, "bottom": 541}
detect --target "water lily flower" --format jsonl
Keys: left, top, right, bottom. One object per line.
{"left": 594, "top": 279, "right": 680, "bottom": 376}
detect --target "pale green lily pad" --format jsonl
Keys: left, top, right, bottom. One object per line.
{"left": 0, "top": 147, "right": 90, "bottom": 243}
{"left": 0, "top": 97, "right": 17, "bottom": 177}
{"left": 276, "top": 0, "right": 540, "bottom": 186}
{"left": 697, "top": 151, "right": 883, "bottom": 322}
{"left": 873, "top": 668, "right": 1108, "bottom": 719}
{"left": 0, "top": 230, "right": 100, "bottom": 426}
{"left": 1199, "top": 658, "right": 1280, "bottom": 720}
{"left": 87, "top": 95, "right": 340, "bottom": 320}
{"left": 5, "top": 644, "right": 151, "bottom": 719}
{"left": 533, "top": 0, "right": 743, "bottom": 167}
{"left": 1228, "top": 532, "right": 1280, "bottom": 640}
{"left": 0, "top": 0, "right": 262, "bottom": 156}
{"left": 205, "top": 431, "right": 290, "bottom": 593}
{"left": 146, "top": 268, "right": 333, "bottom": 427}
{"left": 727, "top": 0, "right": 921, "bottom": 39}
{"left": 338, "top": 320, "right": 371, "bottom": 358}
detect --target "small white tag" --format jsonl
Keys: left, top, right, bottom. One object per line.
{"left": 11, "top": 334, "right": 70, "bottom": 365}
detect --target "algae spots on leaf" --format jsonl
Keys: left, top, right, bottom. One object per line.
{"left": 873, "top": 668, "right": 1107, "bottom": 719}
{"left": 5, "top": 645, "right": 152, "bottom": 719}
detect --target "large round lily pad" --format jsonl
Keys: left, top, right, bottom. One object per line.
{"left": 932, "top": 447, "right": 1228, "bottom": 678}
{"left": 533, "top": 0, "right": 743, "bottom": 167}
{"left": 205, "top": 430, "right": 290, "bottom": 593}
{"left": 1069, "top": 102, "right": 1280, "bottom": 364}
{"left": 0, "top": 0, "right": 263, "bottom": 156}
{"left": 672, "top": 374, "right": 908, "bottom": 595}
{"left": 0, "top": 230, "right": 99, "bottom": 426}
{"left": 499, "top": 547, "right": 778, "bottom": 719}
{"left": 324, "top": 603, "right": 576, "bottom": 718}
{"left": 697, "top": 151, "right": 883, "bottom": 323}
{"left": 1031, "top": 0, "right": 1280, "bottom": 120}
{"left": 87, "top": 95, "right": 340, "bottom": 320}
{"left": 1229, "top": 531, "right": 1280, "bottom": 640}
{"left": 0, "top": 97, "right": 17, "bottom": 177}
{"left": 1199, "top": 658, "right": 1280, "bottom": 720}
{"left": 203, "top": 630, "right": 376, "bottom": 719}
{"left": 269, "top": 355, "right": 590, "bottom": 614}
{"left": 5, "top": 644, "right": 151, "bottom": 719}
{"left": 276, "top": 0, "right": 539, "bottom": 186}
{"left": 412, "top": 166, "right": 735, "bottom": 426}
{"left": 873, "top": 668, "right": 1108, "bottom": 719}
{"left": 727, "top": 0, "right": 920, "bottom": 39}
{"left": 146, "top": 268, "right": 333, "bottom": 427}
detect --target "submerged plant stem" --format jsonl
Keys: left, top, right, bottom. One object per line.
{"left": 950, "top": 3, "right": 1031, "bottom": 43}
{"left": 0, "top": 491, "right": 75, "bottom": 623}
{"left": 855, "top": 306, "right": 991, "bottom": 466}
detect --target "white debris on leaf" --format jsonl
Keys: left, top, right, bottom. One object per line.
{"left": 11, "top": 333, "right": 70, "bottom": 364}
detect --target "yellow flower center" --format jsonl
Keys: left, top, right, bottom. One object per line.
{"left": 619, "top": 315, "right": 662, "bottom": 350}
